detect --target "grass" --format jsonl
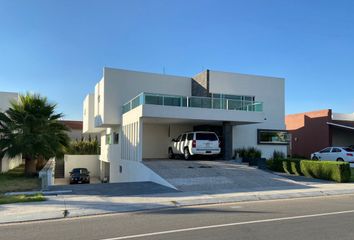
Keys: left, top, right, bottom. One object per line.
{"left": 0, "top": 164, "right": 41, "bottom": 194}
{"left": 0, "top": 193, "right": 45, "bottom": 205}
{"left": 350, "top": 168, "right": 354, "bottom": 182}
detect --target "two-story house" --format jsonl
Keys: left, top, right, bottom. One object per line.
{"left": 83, "top": 68, "right": 287, "bottom": 185}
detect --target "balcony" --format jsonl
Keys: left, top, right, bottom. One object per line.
{"left": 123, "top": 92, "right": 263, "bottom": 114}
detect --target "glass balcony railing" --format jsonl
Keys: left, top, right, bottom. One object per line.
{"left": 122, "top": 92, "right": 263, "bottom": 114}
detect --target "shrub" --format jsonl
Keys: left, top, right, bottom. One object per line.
{"left": 272, "top": 150, "right": 285, "bottom": 160}
{"left": 267, "top": 158, "right": 285, "bottom": 172}
{"left": 300, "top": 160, "right": 350, "bottom": 183}
{"left": 282, "top": 159, "right": 302, "bottom": 176}
{"left": 235, "top": 147, "right": 262, "bottom": 159}
{"left": 66, "top": 140, "right": 100, "bottom": 155}
{"left": 235, "top": 147, "right": 247, "bottom": 159}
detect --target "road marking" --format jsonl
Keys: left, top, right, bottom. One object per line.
{"left": 100, "top": 209, "right": 354, "bottom": 240}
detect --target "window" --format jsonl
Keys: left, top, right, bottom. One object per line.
{"left": 187, "top": 133, "right": 194, "bottom": 140}
{"left": 257, "top": 129, "right": 289, "bottom": 145}
{"left": 106, "top": 134, "right": 112, "bottom": 145}
{"left": 331, "top": 148, "right": 341, "bottom": 153}
{"left": 181, "top": 134, "right": 187, "bottom": 141}
{"left": 196, "top": 133, "right": 218, "bottom": 141}
{"left": 175, "top": 135, "right": 182, "bottom": 142}
{"left": 113, "top": 132, "right": 119, "bottom": 144}
{"left": 320, "top": 147, "right": 331, "bottom": 153}
{"left": 343, "top": 148, "right": 354, "bottom": 152}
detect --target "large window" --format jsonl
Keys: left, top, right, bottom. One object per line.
{"left": 257, "top": 129, "right": 289, "bottom": 145}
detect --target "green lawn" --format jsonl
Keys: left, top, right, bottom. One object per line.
{"left": 0, "top": 193, "right": 45, "bottom": 205}
{"left": 0, "top": 164, "right": 41, "bottom": 194}
{"left": 351, "top": 168, "right": 354, "bottom": 182}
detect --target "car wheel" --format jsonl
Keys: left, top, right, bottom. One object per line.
{"left": 312, "top": 156, "right": 318, "bottom": 160}
{"left": 337, "top": 158, "right": 344, "bottom": 162}
{"left": 168, "top": 148, "right": 175, "bottom": 159}
{"left": 184, "top": 148, "right": 191, "bottom": 160}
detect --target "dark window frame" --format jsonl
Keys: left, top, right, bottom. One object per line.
{"left": 331, "top": 148, "right": 341, "bottom": 153}
{"left": 113, "top": 132, "right": 119, "bottom": 144}
{"left": 257, "top": 129, "right": 289, "bottom": 145}
{"left": 320, "top": 147, "right": 331, "bottom": 153}
{"left": 187, "top": 133, "right": 194, "bottom": 140}
{"left": 181, "top": 134, "right": 187, "bottom": 141}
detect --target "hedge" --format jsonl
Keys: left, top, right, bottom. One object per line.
{"left": 300, "top": 160, "right": 351, "bottom": 183}
{"left": 282, "top": 159, "right": 302, "bottom": 176}
{"left": 267, "top": 158, "right": 351, "bottom": 182}
{"left": 267, "top": 158, "right": 303, "bottom": 173}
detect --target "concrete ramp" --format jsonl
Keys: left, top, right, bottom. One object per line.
{"left": 143, "top": 160, "right": 309, "bottom": 194}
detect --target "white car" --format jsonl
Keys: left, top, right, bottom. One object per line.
{"left": 311, "top": 147, "right": 354, "bottom": 162}
{"left": 168, "top": 131, "right": 221, "bottom": 160}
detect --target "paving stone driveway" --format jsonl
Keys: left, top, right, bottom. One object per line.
{"left": 143, "top": 160, "right": 315, "bottom": 194}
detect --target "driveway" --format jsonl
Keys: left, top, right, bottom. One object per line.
{"left": 143, "top": 160, "right": 318, "bottom": 194}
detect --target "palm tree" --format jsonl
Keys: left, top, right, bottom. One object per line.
{"left": 0, "top": 93, "right": 70, "bottom": 176}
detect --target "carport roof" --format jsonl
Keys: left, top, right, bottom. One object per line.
{"left": 327, "top": 121, "right": 354, "bottom": 131}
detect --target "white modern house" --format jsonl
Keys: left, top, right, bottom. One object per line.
{"left": 0, "top": 91, "right": 23, "bottom": 172}
{"left": 83, "top": 67, "right": 287, "bottom": 184}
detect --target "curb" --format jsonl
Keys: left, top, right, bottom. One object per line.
{"left": 4, "top": 190, "right": 73, "bottom": 196}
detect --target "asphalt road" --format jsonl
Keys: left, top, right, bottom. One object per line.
{"left": 2, "top": 194, "right": 354, "bottom": 240}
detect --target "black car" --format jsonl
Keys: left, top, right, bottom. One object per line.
{"left": 69, "top": 168, "right": 90, "bottom": 184}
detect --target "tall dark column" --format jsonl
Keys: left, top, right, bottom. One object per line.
{"left": 223, "top": 121, "right": 233, "bottom": 160}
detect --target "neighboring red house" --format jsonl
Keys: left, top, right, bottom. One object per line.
{"left": 286, "top": 109, "right": 354, "bottom": 158}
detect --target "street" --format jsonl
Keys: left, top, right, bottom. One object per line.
{"left": 2, "top": 194, "right": 354, "bottom": 240}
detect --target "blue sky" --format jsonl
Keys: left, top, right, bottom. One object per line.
{"left": 0, "top": 0, "right": 353, "bottom": 120}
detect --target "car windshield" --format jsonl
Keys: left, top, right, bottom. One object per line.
{"left": 72, "top": 169, "right": 88, "bottom": 174}
{"left": 343, "top": 148, "right": 354, "bottom": 152}
{"left": 196, "top": 133, "right": 218, "bottom": 141}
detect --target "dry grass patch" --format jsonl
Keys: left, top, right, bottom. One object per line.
{"left": 0, "top": 165, "right": 41, "bottom": 194}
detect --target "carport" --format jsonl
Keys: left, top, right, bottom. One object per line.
{"left": 119, "top": 100, "right": 265, "bottom": 186}
{"left": 327, "top": 122, "right": 354, "bottom": 146}
{"left": 142, "top": 118, "right": 226, "bottom": 161}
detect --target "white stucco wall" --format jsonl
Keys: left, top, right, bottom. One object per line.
{"left": 208, "top": 70, "right": 287, "bottom": 158}
{"left": 0, "top": 92, "right": 18, "bottom": 112}
{"left": 332, "top": 112, "right": 354, "bottom": 121}
{"left": 143, "top": 123, "right": 193, "bottom": 159}
{"left": 64, "top": 155, "right": 100, "bottom": 178}
{"left": 83, "top": 93, "right": 97, "bottom": 133}
{"left": 0, "top": 92, "right": 22, "bottom": 172}
{"left": 101, "top": 68, "right": 192, "bottom": 126}
{"left": 94, "top": 79, "right": 105, "bottom": 127}
{"left": 115, "top": 159, "right": 175, "bottom": 188}
{"left": 1, "top": 154, "right": 22, "bottom": 173}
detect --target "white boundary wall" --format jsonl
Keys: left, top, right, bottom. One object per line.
{"left": 116, "top": 159, "right": 176, "bottom": 189}
{"left": 1, "top": 154, "right": 22, "bottom": 173}
{"left": 64, "top": 155, "right": 100, "bottom": 178}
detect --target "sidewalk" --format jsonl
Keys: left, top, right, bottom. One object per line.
{"left": 2, "top": 177, "right": 354, "bottom": 224}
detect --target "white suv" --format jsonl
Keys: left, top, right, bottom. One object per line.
{"left": 168, "top": 131, "right": 221, "bottom": 160}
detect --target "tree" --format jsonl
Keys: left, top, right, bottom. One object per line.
{"left": 0, "top": 93, "right": 70, "bottom": 176}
